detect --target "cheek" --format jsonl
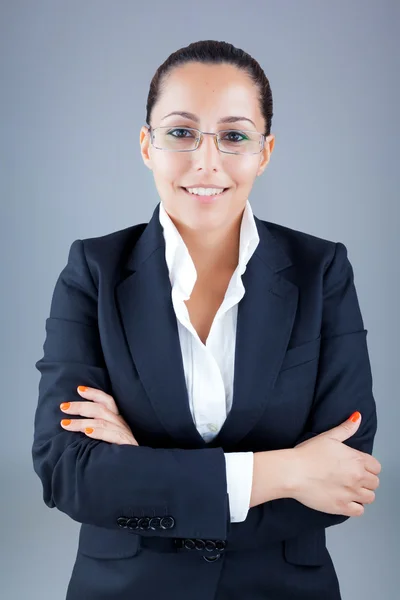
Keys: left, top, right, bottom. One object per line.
{"left": 152, "top": 152, "right": 188, "bottom": 184}
{"left": 225, "top": 156, "right": 259, "bottom": 185}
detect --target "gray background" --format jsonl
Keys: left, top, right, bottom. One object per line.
{"left": 1, "top": 1, "right": 398, "bottom": 598}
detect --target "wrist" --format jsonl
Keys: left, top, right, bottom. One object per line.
{"left": 251, "top": 448, "right": 300, "bottom": 507}
{"left": 279, "top": 447, "right": 302, "bottom": 498}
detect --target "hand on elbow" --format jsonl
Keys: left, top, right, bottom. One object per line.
{"left": 59, "top": 385, "right": 139, "bottom": 446}
{"left": 291, "top": 413, "right": 381, "bottom": 516}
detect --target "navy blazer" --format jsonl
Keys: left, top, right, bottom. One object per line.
{"left": 32, "top": 202, "right": 377, "bottom": 600}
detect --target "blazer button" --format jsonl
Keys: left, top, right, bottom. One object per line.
{"left": 183, "top": 538, "right": 196, "bottom": 550}
{"left": 203, "top": 553, "right": 221, "bottom": 562}
{"left": 127, "top": 517, "right": 139, "bottom": 530}
{"left": 195, "top": 539, "right": 206, "bottom": 550}
{"left": 205, "top": 540, "right": 216, "bottom": 551}
{"left": 160, "top": 516, "right": 175, "bottom": 529}
{"left": 215, "top": 540, "right": 226, "bottom": 551}
{"left": 138, "top": 517, "right": 150, "bottom": 530}
{"left": 116, "top": 516, "right": 128, "bottom": 528}
{"left": 149, "top": 516, "right": 161, "bottom": 530}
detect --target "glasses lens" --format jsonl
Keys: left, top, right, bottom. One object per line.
{"left": 218, "top": 130, "right": 262, "bottom": 154}
{"left": 152, "top": 127, "right": 199, "bottom": 151}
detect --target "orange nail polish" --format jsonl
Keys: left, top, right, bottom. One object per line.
{"left": 85, "top": 428, "right": 94, "bottom": 434}
{"left": 61, "top": 419, "right": 71, "bottom": 426}
{"left": 78, "top": 386, "right": 88, "bottom": 392}
{"left": 349, "top": 411, "right": 361, "bottom": 422}
{"left": 60, "top": 402, "right": 70, "bottom": 410}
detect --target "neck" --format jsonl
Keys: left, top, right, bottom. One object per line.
{"left": 169, "top": 210, "right": 244, "bottom": 276}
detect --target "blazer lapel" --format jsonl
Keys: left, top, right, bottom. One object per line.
{"left": 115, "top": 203, "right": 299, "bottom": 450}
{"left": 210, "top": 230, "right": 298, "bottom": 450}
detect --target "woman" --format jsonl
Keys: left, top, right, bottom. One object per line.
{"left": 32, "top": 40, "right": 381, "bottom": 600}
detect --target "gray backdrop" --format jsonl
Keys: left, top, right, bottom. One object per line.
{"left": 1, "top": 1, "right": 398, "bottom": 598}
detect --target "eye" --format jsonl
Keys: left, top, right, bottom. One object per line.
{"left": 220, "top": 130, "right": 249, "bottom": 142}
{"left": 167, "top": 128, "right": 195, "bottom": 138}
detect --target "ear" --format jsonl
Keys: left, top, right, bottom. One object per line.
{"left": 257, "top": 134, "right": 275, "bottom": 176}
{"left": 140, "top": 126, "right": 153, "bottom": 170}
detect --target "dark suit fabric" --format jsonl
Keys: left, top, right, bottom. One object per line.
{"left": 32, "top": 202, "right": 377, "bottom": 599}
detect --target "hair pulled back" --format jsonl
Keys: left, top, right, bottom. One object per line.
{"left": 145, "top": 40, "right": 273, "bottom": 136}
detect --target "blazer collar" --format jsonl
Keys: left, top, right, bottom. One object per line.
{"left": 115, "top": 202, "right": 298, "bottom": 449}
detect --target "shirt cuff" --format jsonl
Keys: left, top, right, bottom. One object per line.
{"left": 224, "top": 452, "right": 254, "bottom": 522}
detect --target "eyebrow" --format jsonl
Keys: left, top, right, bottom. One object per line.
{"left": 160, "top": 111, "right": 257, "bottom": 128}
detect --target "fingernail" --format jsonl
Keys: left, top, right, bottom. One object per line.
{"left": 60, "top": 402, "right": 70, "bottom": 410}
{"left": 61, "top": 419, "right": 71, "bottom": 426}
{"left": 85, "top": 428, "right": 94, "bottom": 434}
{"left": 78, "top": 386, "right": 88, "bottom": 392}
{"left": 349, "top": 411, "right": 361, "bottom": 422}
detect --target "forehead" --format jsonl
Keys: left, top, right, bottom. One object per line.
{"left": 152, "top": 62, "right": 262, "bottom": 125}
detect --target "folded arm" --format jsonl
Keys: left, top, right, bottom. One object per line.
{"left": 32, "top": 239, "right": 230, "bottom": 540}
{"left": 228, "top": 241, "right": 378, "bottom": 545}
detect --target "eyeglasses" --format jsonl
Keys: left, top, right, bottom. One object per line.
{"left": 147, "top": 126, "right": 268, "bottom": 155}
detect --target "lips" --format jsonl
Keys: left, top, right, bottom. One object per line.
{"left": 180, "top": 187, "right": 229, "bottom": 203}
{"left": 181, "top": 187, "right": 229, "bottom": 194}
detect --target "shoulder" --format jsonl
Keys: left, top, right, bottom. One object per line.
{"left": 256, "top": 217, "right": 343, "bottom": 272}
{"left": 259, "top": 217, "right": 337, "bottom": 256}
{"left": 81, "top": 222, "right": 148, "bottom": 256}
{"left": 70, "top": 221, "right": 149, "bottom": 286}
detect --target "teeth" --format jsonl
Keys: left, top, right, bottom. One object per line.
{"left": 185, "top": 187, "right": 225, "bottom": 196}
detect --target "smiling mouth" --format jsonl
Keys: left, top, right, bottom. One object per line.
{"left": 180, "top": 187, "right": 230, "bottom": 196}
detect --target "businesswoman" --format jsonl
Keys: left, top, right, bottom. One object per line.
{"left": 32, "top": 40, "right": 381, "bottom": 600}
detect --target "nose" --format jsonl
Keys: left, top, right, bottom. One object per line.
{"left": 193, "top": 132, "right": 222, "bottom": 170}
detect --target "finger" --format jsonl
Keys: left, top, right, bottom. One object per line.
{"left": 84, "top": 425, "right": 138, "bottom": 445}
{"left": 345, "top": 502, "right": 365, "bottom": 517}
{"left": 60, "top": 401, "right": 121, "bottom": 427}
{"left": 60, "top": 417, "right": 139, "bottom": 446}
{"left": 60, "top": 417, "right": 125, "bottom": 437}
{"left": 60, "top": 418, "right": 99, "bottom": 432}
{"left": 362, "top": 472, "right": 380, "bottom": 491}
{"left": 364, "top": 456, "right": 382, "bottom": 475}
{"left": 77, "top": 386, "right": 119, "bottom": 415}
{"left": 356, "top": 488, "right": 376, "bottom": 505}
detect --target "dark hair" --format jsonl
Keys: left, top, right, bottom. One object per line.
{"left": 145, "top": 40, "right": 273, "bottom": 136}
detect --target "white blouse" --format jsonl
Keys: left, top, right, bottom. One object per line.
{"left": 159, "top": 199, "right": 259, "bottom": 522}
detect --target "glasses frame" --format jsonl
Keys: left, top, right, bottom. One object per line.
{"left": 146, "top": 125, "right": 268, "bottom": 155}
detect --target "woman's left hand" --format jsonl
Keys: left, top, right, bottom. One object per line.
{"left": 60, "top": 386, "right": 139, "bottom": 446}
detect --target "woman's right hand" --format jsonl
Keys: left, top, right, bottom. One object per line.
{"left": 290, "top": 413, "right": 381, "bottom": 517}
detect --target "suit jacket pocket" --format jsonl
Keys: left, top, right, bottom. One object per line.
{"left": 280, "top": 335, "right": 321, "bottom": 372}
{"left": 283, "top": 528, "right": 327, "bottom": 566}
{"left": 78, "top": 523, "right": 142, "bottom": 559}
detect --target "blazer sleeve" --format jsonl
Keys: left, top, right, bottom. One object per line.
{"left": 231, "top": 241, "right": 378, "bottom": 545}
{"left": 32, "top": 239, "right": 230, "bottom": 540}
